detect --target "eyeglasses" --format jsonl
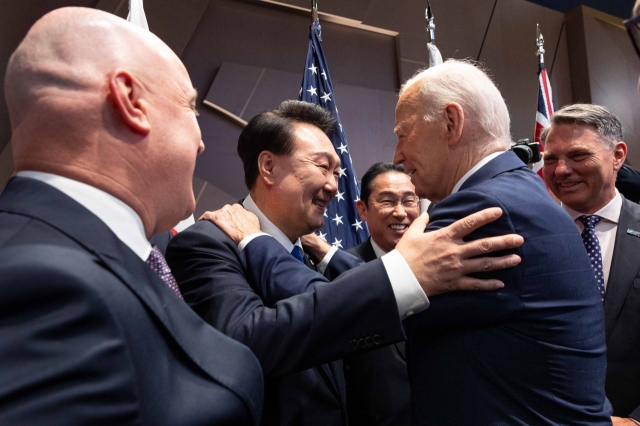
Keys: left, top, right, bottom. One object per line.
{"left": 373, "top": 198, "right": 420, "bottom": 212}
{"left": 624, "top": 13, "right": 640, "bottom": 60}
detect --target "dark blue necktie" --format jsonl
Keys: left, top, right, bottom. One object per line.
{"left": 291, "top": 246, "right": 305, "bottom": 263}
{"left": 578, "top": 215, "right": 605, "bottom": 302}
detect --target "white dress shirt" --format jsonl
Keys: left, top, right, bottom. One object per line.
{"left": 370, "top": 238, "right": 388, "bottom": 260}
{"left": 237, "top": 194, "right": 429, "bottom": 319}
{"left": 17, "top": 171, "right": 152, "bottom": 260}
{"left": 562, "top": 190, "right": 622, "bottom": 289}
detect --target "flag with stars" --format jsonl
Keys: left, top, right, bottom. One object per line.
{"left": 298, "top": 19, "right": 369, "bottom": 250}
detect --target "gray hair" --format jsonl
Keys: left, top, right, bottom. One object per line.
{"left": 400, "top": 59, "right": 511, "bottom": 152}
{"left": 540, "top": 103, "right": 623, "bottom": 150}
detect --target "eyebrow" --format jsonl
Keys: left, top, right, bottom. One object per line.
{"left": 376, "top": 190, "right": 416, "bottom": 198}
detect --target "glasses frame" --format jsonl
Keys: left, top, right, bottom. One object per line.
{"left": 624, "top": 14, "right": 640, "bottom": 60}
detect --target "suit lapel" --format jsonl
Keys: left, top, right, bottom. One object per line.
{"left": 360, "top": 238, "right": 377, "bottom": 263}
{"left": 604, "top": 198, "right": 640, "bottom": 337}
{"left": 0, "top": 177, "right": 263, "bottom": 421}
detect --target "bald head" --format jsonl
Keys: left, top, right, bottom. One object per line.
{"left": 5, "top": 7, "right": 204, "bottom": 236}
{"left": 635, "top": 0, "right": 640, "bottom": 17}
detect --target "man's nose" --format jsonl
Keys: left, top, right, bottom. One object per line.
{"left": 392, "top": 203, "right": 409, "bottom": 218}
{"left": 198, "top": 140, "right": 205, "bottom": 155}
{"left": 325, "top": 173, "right": 338, "bottom": 195}
{"left": 555, "top": 159, "right": 571, "bottom": 176}
{"left": 393, "top": 142, "right": 405, "bottom": 165}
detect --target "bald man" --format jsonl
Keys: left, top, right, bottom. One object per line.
{"left": 0, "top": 7, "right": 263, "bottom": 426}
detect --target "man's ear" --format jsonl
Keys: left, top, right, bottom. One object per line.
{"left": 444, "top": 102, "right": 464, "bottom": 146}
{"left": 613, "top": 141, "right": 628, "bottom": 171}
{"left": 356, "top": 199, "right": 368, "bottom": 221}
{"left": 108, "top": 69, "right": 150, "bottom": 135}
{"left": 257, "top": 151, "right": 277, "bottom": 186}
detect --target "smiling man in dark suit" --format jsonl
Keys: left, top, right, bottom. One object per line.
{"left": 542, "top": 103, "right": 639, "bottom": 426}
{"left": 167, "top": 100, "right": 527, "bottom": 426}
{"left": 0, "top": 8, "right": 262, "bottom": 425}
{"left": 344, "top": 161, "right": 419, "bottom": 426}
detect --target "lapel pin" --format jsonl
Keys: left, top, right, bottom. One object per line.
{"left": 627, "top": 229, "right": 640, "bottom": 238}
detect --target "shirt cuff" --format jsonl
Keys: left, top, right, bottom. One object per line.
{"left": 381, "top": 249, "right": 430, "bottom": 320}
{"left": 630, "top": 419, "right": 640, "bottom": 425}
{"left": 238, "top": 232, "right": 270, "bottom": 252}
{"left": 315, "top": 245, "right": 338, "bottom": 275}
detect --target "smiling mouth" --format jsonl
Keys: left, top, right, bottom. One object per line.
{"left": 557, "top": 181, "right": 582, "bottom": 188}
{"left": 390, "top": 224, "right": 409, "bottom": 231}
{"left": 312, "top": 199, "right": 328, "bottom": 208}
{"left": 406, "top": 169, "right": 416, "bottom": 176}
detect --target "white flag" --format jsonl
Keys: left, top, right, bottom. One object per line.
{"left": 127, "top": 0, "right": 149, "bottom": 30}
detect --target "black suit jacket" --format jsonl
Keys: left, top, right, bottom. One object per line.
{"left": 345, "top": 238, "right": 411, "bottom": 426}
{"left": 0, "top": 177, "right": 263, "bottom": 425}
{"left": 166, "top": 221, "right": 406, "bottom": 426}
{"left": 605, "top": 197, "right": 640, "bottom": 419}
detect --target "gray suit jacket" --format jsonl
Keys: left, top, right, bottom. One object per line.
{"left": 605, "top": 197, "right": 640, "bottom": 419}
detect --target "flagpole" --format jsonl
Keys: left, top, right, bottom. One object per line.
{"left": 311, "top": 0, "right": 318, "bottom": 22}
{"left": 536, "top": 24, "right": 545, "bottom": 66}
{"left": 426, "top": 1, "right": 435, "bottom": 45}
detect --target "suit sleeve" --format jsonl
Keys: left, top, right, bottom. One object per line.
{"left": 322, "top": 248, "right": 364, "bottom": 281}
{"left": 0, "top": 246, "right": 140, "bottom": 426}
{"left": 405, "top": 189, "right": 523, "bottom": 331}
{"left": 166, "top": 222, "right": 405, "bottom": 378}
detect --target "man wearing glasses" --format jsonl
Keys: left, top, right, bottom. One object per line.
{"left": 343, "top": 162, "right": 420, "bottom": 426}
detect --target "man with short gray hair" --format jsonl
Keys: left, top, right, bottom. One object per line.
{"left": 394, "top": 60, "right": 611, "bottom": 424}
{"left": 542, "top": 103, "right": 640, "bottom": 425}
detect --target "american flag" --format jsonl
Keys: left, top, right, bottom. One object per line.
{"left": 532, "top": 62, "right": 554, "bottom": 176}
{"left": 299, "top": 19, "right": 369, "bottom": 250}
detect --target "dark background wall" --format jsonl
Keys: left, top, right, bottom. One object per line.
{"left": 0, "top": 0, "right": 638, "bottom": 217}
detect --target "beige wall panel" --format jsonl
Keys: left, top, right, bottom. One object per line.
{"left": 548, "top": 24, "right": 574, "bottom": 110}
{"left": 582, "top": 16, "right": 640, "bottom": 167}
{"left": 478, "top": 0, "right": 566, "bottom": 142}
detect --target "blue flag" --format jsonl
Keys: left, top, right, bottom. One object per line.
{"left": 298, "top": 20, "right": 369, "bottom": 250}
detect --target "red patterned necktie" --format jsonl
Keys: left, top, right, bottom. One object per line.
{"left": 146, "top": 245, "right": 183, "bottom": 299}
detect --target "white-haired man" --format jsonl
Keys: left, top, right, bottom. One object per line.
{"left": 541, "top": 103, "right": 639, "bottom": 426}
{"left": 392, "top": 60, "right": 611, "bottom": 425}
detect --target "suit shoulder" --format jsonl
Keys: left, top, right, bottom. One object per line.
{"left": 0, "top": 245, "right": 142, "bottom": 424}
{"left": 0, "top": 244, "right": 133, "bottom": 326}
{"left": 167, "top": 220, "right": 238, "bottom": 258}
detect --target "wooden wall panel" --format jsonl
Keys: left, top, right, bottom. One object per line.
{"left": 478, "top": 0, "right": 570, "bottom": 142}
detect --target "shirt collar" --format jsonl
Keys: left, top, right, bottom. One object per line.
{"left": 370, "top": 237, "right": 388, "bottom": 259}
{"left": 561, "top": 189, "right": 622, "bottom": 224}
{"left": 17, "top": 171, "right": 152, "bottom": 260}
{"left": 451, "top": 151, "right": 505, "bottom": 195}
{"left": 243, "top": 194, "right": 302, "bottom": 252}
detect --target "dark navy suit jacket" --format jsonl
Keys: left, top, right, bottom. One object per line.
{"left": 345, "top": 238, "right": 411, "bottom": 426}
{"left": 0, "top": 177, "right": 263, "bottom": 426}
{"left": 166, "top": 221, "right": 405, "bottom": 426}
{"left": 403, "top": 152, "right": 611, "bottom": 425}
{"left": 604, "top": 197, "right": 640, "bottom": 419}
